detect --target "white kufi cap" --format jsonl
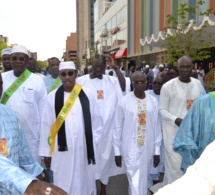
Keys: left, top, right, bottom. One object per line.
{"left": 159, "top": 64, "right": 164, "bottom": 68}
{"left": 59, "top": 61, "right": 76, "bottom": 71}
{"left": 1, "top": 48, "right": 12, "bottom": 56}
{"left": 12, "top": 45, "right": 28, "bottom": 56}
{"left": 145, "top": 65, "right": 150, "bottom": 68}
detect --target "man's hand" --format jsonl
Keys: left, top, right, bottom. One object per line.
{"left": 153, "top": 155, "right": 160, "bottom": 168}
{"left": 115, "top": 156, "right": 122, "bottom": 167}
{"left": 105, "top": 55, "right": 118, "bottom": 70}
{"left": 44, "top": 157, "right": 51, "bottom": 169}
{"left": 24, "top": 180, "right": 69, "bottom": 195}
{"left": 36, "top": 172, "right": 44, "bottom": 181}
{"left": 175, "top": 118, "right": 183, "bottom": 127}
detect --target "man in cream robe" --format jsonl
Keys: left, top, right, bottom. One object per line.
{"left": 1, "top": 45, "right": 47, "bottom": 163}
{"left": 151, "top": 56, "right": 202, "bottom": 193}
{"left": 76, "top": 54, "right": 128, "bottom": 195}
{"left": 39, "top": 62, "right": 99, "bottom": 195}
{"left": 113, "top": 72, "right": 161, "bottom": 195}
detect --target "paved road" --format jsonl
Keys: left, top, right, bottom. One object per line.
{"left": 96, "top": 174, "right": 129, "bottom": 195}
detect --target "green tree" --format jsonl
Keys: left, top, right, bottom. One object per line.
{"left": 85, "top": 41, "right": 98, "bottom": 67}
{"left": 75, "top": 56, "right": 81, "bottom": 70}
{"left": 0, "top": 40, "right": 9, "bottom": 61}
{"left": 37, "top": 60, "right": 48, "bottom": 69}
{"left": 163, "top": 0, "right": 213, "bottom": 65}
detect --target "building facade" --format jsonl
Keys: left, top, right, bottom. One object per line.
{"left": 94, "top": 0, "right": 127, "bottom": 68}
{"left": 76, "top": 0, "right": 95, "bottom": 68}
{"left": 128, "top": 0, "right": 215, "bottom": 68}
{"left": 64, "top": 32, "right": 77, "bottom": 62}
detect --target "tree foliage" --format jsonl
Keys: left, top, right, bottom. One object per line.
{"left": 37, "top": 60, "right": 48, "bottom": 69}
{"left": 0, "top": 40, "right": 9, "bottom": 61}
{"left": 75, "top": 56, "right": 81, "bottom": 70}
{"left": 84, "top": 41, "right": 98, "bottom": 67}
{"left": 163, "top": 0, "right": 213, "bottom": 65}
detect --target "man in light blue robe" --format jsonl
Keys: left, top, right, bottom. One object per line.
{"left": 0, "top": 102, "right": 43, "bottom": 194}
{"left": 173, "top": 91, "right": 215, "bottom": 172}
{"left": 43, "top": 57, "right": 61, "bottom": 92}
{"left": 0, "top": 103, "right": 68, "bottom": 195}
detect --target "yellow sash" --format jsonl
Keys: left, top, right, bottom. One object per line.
{"left": 49, "top": 83, "right": 82, "bottom": 154}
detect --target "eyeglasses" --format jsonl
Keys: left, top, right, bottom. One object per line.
{"left": 11, "top": 57, "right": 27, "bottom": 62}
{"left": 2, "top": 57, "right": 10, "bottom": 61}
{"left": 60, "top": 71, "right": 74, "bottom": 77}
{"left": 132, "top": 81, "right": 147, "bottom": 84}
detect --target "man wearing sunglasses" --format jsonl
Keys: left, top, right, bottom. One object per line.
{"left": 39, "top": 61, "right": 99, "bottom": 195}
{"left": 113, "top": 71, "right": 162, "bottom": 195}
{"left": 1, "top": 48, "right": 12, "bottom": 73}
{"left": 76, "top": 54, "right": 127, "bottom": 195}
{"left": 1, "top": 45, "right": 47, "bottom": 164}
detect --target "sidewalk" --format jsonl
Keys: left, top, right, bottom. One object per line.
{"left": 96, "top": 174, "right": 129, "bottom": 195}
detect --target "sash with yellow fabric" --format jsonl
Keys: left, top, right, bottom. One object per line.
{"left": 1, "top": 69, "right": 31, "bottom": 104}
{"left": 48, "top": 83, "right": 95, "bottom": 164}
{"left": 48, "top": 77, "right": 61, "bottom": 93}
{"left": 49, "top": 83, "right": 81, "bottom": 153}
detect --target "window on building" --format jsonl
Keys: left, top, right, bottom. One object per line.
{"left": 107, "top": 37, "right": 112, "bottom": 50}
{"left": 116, "top": 28, "right": 126, "bottom": 46}
{"left": 117, "top": 7, "right": 126, "bottom": 26}
{"left": 112, "top": 33, "right": 117, "bottom": 47}
{"left": 107, "top": 20, "right": 111, "bottom": 31}
{"left": 94, "top": 3, "right": 99, "bottom": 24}
{"left": 111, "top": 15, "right": 117, "bottom": 29}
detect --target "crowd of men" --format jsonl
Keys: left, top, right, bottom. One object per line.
{"left": 0, "top": 44, "right": 215, "bottom": 195}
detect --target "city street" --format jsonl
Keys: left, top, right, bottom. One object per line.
{"left": 96, "top": 174, "right": 129, "bottom": 195}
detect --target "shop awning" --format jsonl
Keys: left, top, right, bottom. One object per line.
{"left": 115, "top": 48, "right": 127, "bottom": 59}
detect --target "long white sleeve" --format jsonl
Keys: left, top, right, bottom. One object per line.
{"left": 159, "top": 86, "right": 178, "bottom": 127}
{"left": 113, "top": 101, "right": 124, "bottom": 156}
{"left": 153, "top": 102, "right": 162, "bottom": 155}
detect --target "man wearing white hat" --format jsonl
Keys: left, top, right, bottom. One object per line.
{"left": 39, "top": 61, "right": 99, "bottom": 195}
{"left": 1, "top": 48, "right": 12, "bottom": 73}
{"left": 158, "top": 64, "right": 164, "bottom": 74}
{"left": 1, "top": 45, "right": 47, "bottom": 163}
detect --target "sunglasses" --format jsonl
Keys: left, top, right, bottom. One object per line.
{"left": 60, "top": 71, "right": 74, "bottom": 77}
{"left": 11, "top": 57, "right": 27, "bottom": 62}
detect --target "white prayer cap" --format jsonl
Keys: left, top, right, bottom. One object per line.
{"left": 59, "top": 61, "right": 76, "bottom": 71}
{"left": 145, "top": 65, "right": 150, "bottom": 68}
{"left": 11, "top": 45, "right": 28, "bottom": 56}
{"left": 159, "top": 64, "right": 164, "bottom": 68}
{"left": 1, "top": 48, "right": 12, "bottom": 56}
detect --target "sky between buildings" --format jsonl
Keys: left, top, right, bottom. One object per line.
{"left": 0, "top": 0, "right": 77, "bottom": 61}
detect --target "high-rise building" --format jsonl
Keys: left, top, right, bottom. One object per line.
{"left": 64, "top": 32, "right": 77, "bottom": 62}
{"left": 76, "top": 0, "right": 95, "bottom": 68}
